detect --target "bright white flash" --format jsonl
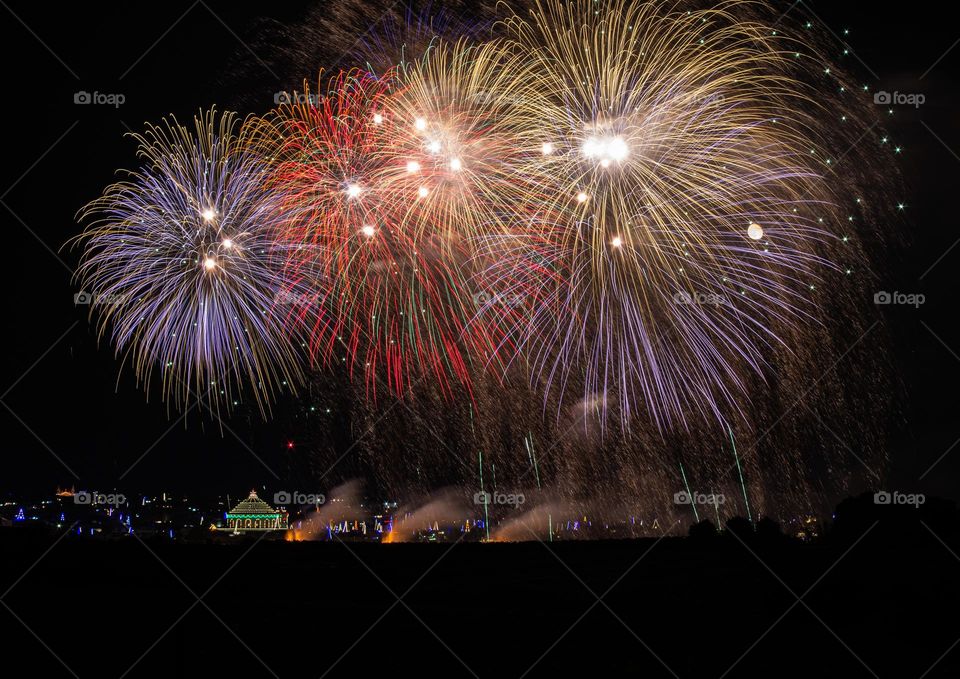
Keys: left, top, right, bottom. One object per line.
{"left": 582, "top": 136, "right": 629, "bottom": 164}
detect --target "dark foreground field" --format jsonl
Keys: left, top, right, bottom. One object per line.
{"left": 2, "top": 525, "right": 957, "bottom": 677}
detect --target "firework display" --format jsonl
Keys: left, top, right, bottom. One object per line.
{"left": 270, "top": 68, "right": 492, "bottom": 397}
{"left": 73, "top": 0, "right": 893, "bottom": 474}
{"left": 481, "top": 0, "right": 855, "bottom": 430}
{"left": 72, "top": 110, "right": 305, "bottom": 417}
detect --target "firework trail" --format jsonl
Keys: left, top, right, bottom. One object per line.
{"left": 271, "top": 68, "right": 494, "bottom": 398}
{"left": 472, "top": 0, "right": 884, "bottom": 430}
{"left": 376, "top": 37, "right": 544, "bottom": 248}
{"left": 72, "top": 109, "right": 304, "bottom": 417}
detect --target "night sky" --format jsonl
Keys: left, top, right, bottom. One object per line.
{"left": 1, "top": 0, "right": 957, "bottom": 501}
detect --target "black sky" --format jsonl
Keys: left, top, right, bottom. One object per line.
{"left": 0, "top": 1, "right": 957, "bottom": 501}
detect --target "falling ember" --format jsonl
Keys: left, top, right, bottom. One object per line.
{"left": 747, "top": 222, "right": 764, "bottom": 240}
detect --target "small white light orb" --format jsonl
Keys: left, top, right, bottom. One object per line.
{"left": 748, "top": 222, "right": 764, "bottom": 240}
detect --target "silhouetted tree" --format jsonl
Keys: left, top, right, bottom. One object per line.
{"left": 724, "top": 516, "right": 753, "bottom": 541}
{"left": 689, "top": 518, "right": 717, "bottom": 539}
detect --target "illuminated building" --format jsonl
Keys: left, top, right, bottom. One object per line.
{"left": 221, "top": 490, "right": 288, "bottom": 533}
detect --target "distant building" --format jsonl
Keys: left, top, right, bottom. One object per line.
{"left": 221, "top": 490, "right": 288, "bottom": 533}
